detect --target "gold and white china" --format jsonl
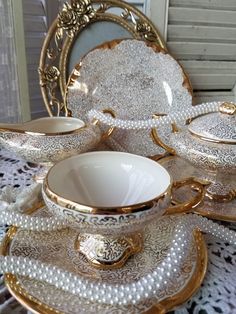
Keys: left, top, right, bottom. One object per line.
{"left": 0, "top": 116, "right": 113, "bottom": 181}
{"left": 159, "top": 102, "right": 236, "bottom": 202}
{"left": 1, "top": 204, "right": 207, "bottom": 314}
{"left": 42, "top": 151, "right": 204, "bottom": 269}
{"left": 65, "top": 39, "right": 193, "bottom": 157}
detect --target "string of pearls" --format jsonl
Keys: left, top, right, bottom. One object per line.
{"left": 1, "top": 214, "right": 236, "bottom": 306}
{"left": 1, "top": 219, "right": 192, "bottom": 305}
{"left": 87, "top": 101, "right": 221, "bottom": 130}
{"left": 0, "top": 184, "right": 68, "bottom": 231}
{"left": 191, "top": 214, "right": 236, "bottom": 245}
{"left": 0, "top": 208, "right": 68, "bottom": 231}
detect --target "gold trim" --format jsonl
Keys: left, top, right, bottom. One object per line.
{"left": 166, "top": 177, "right": 205, "bottom": 215}
{"left": 219, "top": 102, "right": 236, "bottom": 115}
{"left": 2, "top": 226, "right": 207, "bottom": 314}
{"left": 205, "top": 188, "right": 236, "bottom": 203}
{"left": 159, "top": 155, "right": 236, "bottom": 222}
{"left": 151, "top": 127, "right": 176, "bottom": 156}
{"left": 44, "top": 153, "right": 204, "bottom": 215}
{"left": 43, "top": 174, "right": 172, "bottom": 215}
{"left": 44, "top": 151, "right": 173, "bottom": 215}
{"left": 0, "top": 118, "right": 88, "bottom": 137}
{"left": 188, "top": 130, "right": 236, "bottom": 145}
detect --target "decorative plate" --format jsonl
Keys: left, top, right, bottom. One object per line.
{"left": 65, "top": 39, "right": 193, "bottom": 157}
{"left": 39, "top": 0, "right": 165, "bottom": 117}
{"left": 159, "top": 156, "right": 236, "bottom": 222}
{"left": 2, "top": 205, "right": 207, "bottom": 314}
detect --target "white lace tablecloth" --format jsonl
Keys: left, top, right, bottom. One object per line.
{"left": 0, "top": 148, "right": 235, "bottom": 314}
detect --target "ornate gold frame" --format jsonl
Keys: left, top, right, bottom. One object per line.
{"left": 1, "top": 226, "right": 207, "bottom": 314}
{"left": 39, "top": 0, "right": 165, "bottom": 116}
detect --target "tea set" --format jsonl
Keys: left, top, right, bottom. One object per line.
{"left": 0, "top": 37, "right": 236, "bottom": 314}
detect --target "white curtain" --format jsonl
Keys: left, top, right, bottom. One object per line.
{"left": 0, "top": 1, "right": 21, "bottom": 123}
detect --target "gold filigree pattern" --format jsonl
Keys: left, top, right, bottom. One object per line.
{"left": 39, "top": 0, "right": 165, "bottom": 116}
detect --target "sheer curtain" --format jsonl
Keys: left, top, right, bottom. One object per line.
{"left": 0, "top": 1, "right": 21, "bottom": 123}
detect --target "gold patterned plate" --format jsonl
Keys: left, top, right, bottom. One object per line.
{"left": 1, "top": 204, "right": 207, "bottom": 314}
{"left": 159, "top": 156, "right": 236, "bottom": 222}
{"left": 65, "top": 38, "right": 193, "bottom": 157}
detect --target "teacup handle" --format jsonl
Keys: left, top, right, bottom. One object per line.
{"left": 165, "top": 177, "right": 204, "bottom": 215}
{"left": 92, "top": 108, "right": 116, "bottom": 141}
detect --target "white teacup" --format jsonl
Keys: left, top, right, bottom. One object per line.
{"left": 43, "top": 151, "right": 204, "bottom": 269}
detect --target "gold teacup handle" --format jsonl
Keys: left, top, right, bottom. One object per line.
{"left": 92, "top": 108, "right": 116, "bottom": 141}
{"left": 165, "top": 177, "right": 205, "bottom": 215}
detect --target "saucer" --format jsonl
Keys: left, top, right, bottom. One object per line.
{"left": 2, "top": 203, "right": 207, "bottom": 314}
{"left": 159, "top": 156, "right": 236, "bottom": 222}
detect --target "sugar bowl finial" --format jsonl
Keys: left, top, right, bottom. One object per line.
{"left": 219, "top": 102, "right": 236, "bottom": 115}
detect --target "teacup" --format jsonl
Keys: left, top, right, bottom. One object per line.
{"left": 43, "top": 151, "right": 204, "bottom": 269}
{"left": 0, "top": 116, "right": 113, "bottom": 181}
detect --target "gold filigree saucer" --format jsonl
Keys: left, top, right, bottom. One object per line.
{"left": 1, "top": 204, "right": 207, "bottom": 314}
{"left": 159, "top": 156, "right": 236, "bottom": 222}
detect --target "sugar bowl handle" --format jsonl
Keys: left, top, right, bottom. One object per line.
{"left": 166, "top": 177, "right": 205, "bottom": 215}
{"left": 92, "top": 108, "right": 116, "bottom": 141}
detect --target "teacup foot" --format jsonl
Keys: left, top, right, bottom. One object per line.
{"left": 75, "top": 233, "right": 143, "bottom": 269}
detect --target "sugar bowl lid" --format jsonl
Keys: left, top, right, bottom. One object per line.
{"left": 188, "top": 102, "right": 236, "bottom": 144}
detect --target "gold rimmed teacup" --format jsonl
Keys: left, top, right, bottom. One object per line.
{"left": 42, "top": 151, "right": 204, "bottom": 269}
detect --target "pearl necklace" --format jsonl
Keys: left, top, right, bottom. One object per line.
{"left": 0, "top": 206, "right": 68, "bottom": 231}
{"left": 87, "top": 101, "right": 221, "bottom": 129}
{"left": 1, "top": 214, "right": 236, "bottom": 306}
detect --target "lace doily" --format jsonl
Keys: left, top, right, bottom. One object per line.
{"left": 0, "top": 148, "right": 40, "bottom": 190}
{"left": 0, "top": 148, "right": 236, "bottom": 314}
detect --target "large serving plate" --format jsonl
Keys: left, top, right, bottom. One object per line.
{"left": 159, "top": 156, "right": 236, "bottom": 222}
{"left": 65, "top": 39, "right": 193, "bottom": 157}
{"left": 2, "top": 204, "right": 207, "bottom": 314}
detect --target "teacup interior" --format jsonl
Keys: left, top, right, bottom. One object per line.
{"left": 47, "top": 152, "right": 171, "bottom": 208}
{"left": 0, "top": 117, "right": 85, "bottom": 134}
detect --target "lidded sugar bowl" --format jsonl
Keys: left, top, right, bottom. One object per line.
{"left": 168, "top": 102, "right": 236, "bottom": 201}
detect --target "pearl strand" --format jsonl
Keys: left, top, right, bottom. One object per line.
{"left": 87, "top": 101, "right": 222, "bottom": 130}
{"left": 0, "top": 208, "right": 68, "bottom": 231}
{"left": 1, "top": 215, "right": 236, "bottom": 306}
{"left": 190, "top": 214, "right": 236, "bottom": 245}
{"left": 0, "top": 219, "right": 192, "bottom": 306}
